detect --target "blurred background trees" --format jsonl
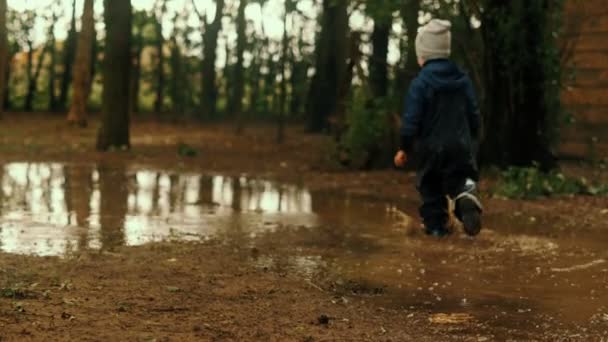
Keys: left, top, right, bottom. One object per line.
{"left": 0, "top": 0, "right": 582, "bottom": 169}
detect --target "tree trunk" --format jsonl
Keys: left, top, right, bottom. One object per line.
{"left": 289, "top": 29, "right": 309, "bottom": 118}
{"left": 306, "top": 0, "right": 348, "bottom": 132}
{"left": 47, "top": 17, "right": 58, "bottom": 112}
{"left": 369, "top": 17, "right": 391, "bottom": 98}
{"left": 394, "top": 0, "right": 420, "bottom": 112}
{"left": 169, "top": 33, "right": 183, "bottom": 115}
{"left": 25, "top": 41, "right": 48, "bottom": 112}
{"left": 153, "top": 10, "right": 165, "bottom": 114}
{"left": 0, "top": 0, "right": 7, "bottom": 117}
{"left": 59, "top": 0, "right": 77, "bottom": 111}
{"left": 90, "top": 26, "right": 98, "bottom": 93}
{"left": 67, "top": 0, "right": 94, "bottom": 127}
{"left": 277, "top": 9, "right": 289, "bottom": 143}
{"left": 130, "top": 30, "right": 143, "bottom": 116}
{"left": 233, "top": 0, "right": 247, "bottom": 133}
{"left": 2, "top": 58, "right": 9, "bottom": 110}
{"left": 96, "top": 0, "right": 131, "bottom": 151}
{"left": 24, "top": 43, "right": 34, "bottom": 111}
{"left": 199, "top": 0, "right": 225, "bottom": 119}
{"left": 403, "top": 0, "right": 420, "bottom": 82}
{"left": 247, "top": 51, "right": 260, "bottom": 117}
{"left": 223, "top": 36, "right": 232, "bottom": 115}
{"left": 481, "top": 0, "right": 558, "bottom": 169}
{"left": 262, "top": 46, "right": 276, "bottom": 118}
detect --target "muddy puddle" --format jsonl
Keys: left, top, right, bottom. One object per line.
{"left": 0, "top": 162, "right": 607, "bottom": 336}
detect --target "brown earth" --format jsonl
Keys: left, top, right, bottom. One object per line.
{"left": 0, "top": 113, "right": 607, "bottom": 341}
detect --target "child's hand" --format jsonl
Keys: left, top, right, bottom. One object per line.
{"left": 394, "top": 150, "right": 407, "bottom": 168}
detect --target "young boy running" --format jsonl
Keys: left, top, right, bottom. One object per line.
{"left": 394, "top": 19, "right": 483, "bottom": 237}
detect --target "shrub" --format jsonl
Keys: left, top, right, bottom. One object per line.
{"left": 496, "top": 166, "right": 608, "bottom": 199}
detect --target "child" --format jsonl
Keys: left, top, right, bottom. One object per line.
{"left": 394, "top": 19, "right": 483, "bottom": 237}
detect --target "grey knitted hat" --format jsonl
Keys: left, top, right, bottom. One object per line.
{"left": 415, "top": 19, "right": 452, "bottom": 61}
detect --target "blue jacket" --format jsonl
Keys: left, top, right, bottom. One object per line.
{"left": 400, "top": 59, "right": 480, "bottom": 154}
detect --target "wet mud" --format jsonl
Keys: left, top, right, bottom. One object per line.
{"left": 0, "top": 161, "right": 607, "bottom": 340}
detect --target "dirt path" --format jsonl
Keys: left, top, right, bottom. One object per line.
{"left": 0, "top": 115, "right": 607, "bottom": 341}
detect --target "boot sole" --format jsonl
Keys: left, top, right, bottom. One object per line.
{"left": 457, "top": 197, "right": 482, "bottom": 236}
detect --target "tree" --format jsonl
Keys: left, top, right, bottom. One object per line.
{"left": 232, "top": 0, "right": 247, "bottom": 133}
{"left": 247, "top": 34, "right": 262, "bottom": 117}
{"left": 277, "top": 0, "right": 297, "bottom": 142}
{"left": 401, "top": 0, "right": 420, "bottom": 84}
{"left": 0, "top": 0, "right": 7, "bottom": 117}
{"left": 2, "top": 35, "right": 18, "bottom": 111}
{"left": 222, "top": 33, "right": 232, "bottom": 113}
{"left": 306, "top": 0, "right": 349, "bottom": 132}
{"left": 289, "top": 27, "right": 311, "bottom": 118}
{"left": 20, "top": 10, "right": 48, "bottom": 112}
{"left": 152, "top": 0, "right": 167, "bottom": 114}
{"left": 480, "top": 0, "right": 561, "bottom": 169}
{"left": 192, "top": 0, "right": 226, "bottom": 119}
{"left": 130, "top": 10, "right": 149, "bottom": 116}
{"left": 368, "top": 1, "right": 394, "bottom": 99}
{"left": 261, "top": 42, "right": 277, "bottom": 118}
{"left": 67, "top": 0, "right": 95, "bottom": 127}
{"left": 47, "top": 8, "right": 59, "bottom": 112}
{"left": 58, "top": 0, "right": 77, "bottom": 110}
{"left": 247, "top": 0, "right": 268, "bottom": 117}
{"left": 168, "top": 13, "right": 185, "bottom": 115}
{"left": 96, "top": 0, "right": 132, "bottom": 151}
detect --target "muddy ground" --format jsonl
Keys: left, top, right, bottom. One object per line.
{"left": 0, "top": 114, "right": 607, "bottom": 341}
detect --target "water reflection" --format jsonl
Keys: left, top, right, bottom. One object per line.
{"left": 0, "top": 163, "right": 315, "bottom": 256}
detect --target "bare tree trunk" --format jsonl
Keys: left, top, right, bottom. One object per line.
{"left": 262, "top": 42, "right": 276, "bottom": 117}
{"left": 24, "top": 42, "right": 34, "bottom": 111}
{"left": 130, "top": 27, "right": 143, "bottom": 116}
{"left": 153, "top": 2, "right": 166, "bottom": 114}
{"left": 2, "top": 58, "right": 9, "bottom": 111}
{"left": 248, "top": 54, "right": 260, "bottom": 117}
{"left": 403, "top": 0, "right": 420, "bottom": 82}
{"left": 306, "top": 0, "right": 348, "bottom": 132}
{"left": 168, "top": 14, "right": 183, "bottom": 117}
{"left": 67, "top": 0, "right": 94, "bottom": 127}
{"left": 0, "top": 0, "right": 7, "bottom": 118}
{"left": 369, "top": 16, "right": 391, "bottom": 98}
{"left": 193, "top": 0, "right": 225, "bottom": 119}
{"left": 277, "top": 9, "right": 289, "bottom": 143}
{"left": 223, "top": 35, "right": 232, "bottom": 115}
{"left": 59, "top": 0, "right": 77, "bottom": 110}
{"left": 289, "top": 28, "right": 309, "bottom": 118}
{"left": 96, "top": 0, "right": 131, "bottom": 151}
{"left": 25, "top": 41, "right": 48, "bottom": 112}
{"left": 233, "top": 0, "right": 247, "bottom": 133}
{"left": 47, "top": 13, "right": 58, "bottom": 112}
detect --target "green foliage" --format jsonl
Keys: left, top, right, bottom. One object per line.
{"left": 496, "top": 166, "right": 608, "bottom": 199}
{"left": 340, "top": 93, "right": 391, "bottom": 168}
